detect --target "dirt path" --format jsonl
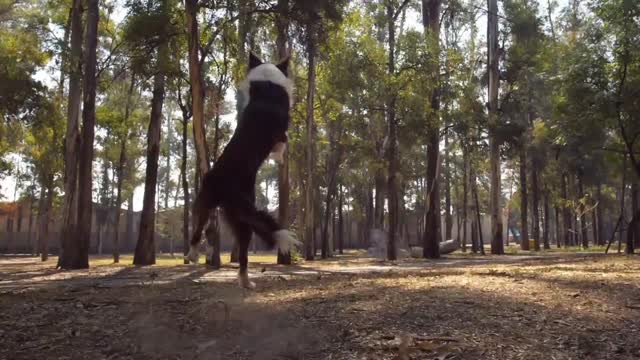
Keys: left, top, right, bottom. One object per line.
{"left": 1, "top": 253, "right": 639, "bottom": 359}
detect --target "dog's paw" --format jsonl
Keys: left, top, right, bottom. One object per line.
{"left": 185, "top": 245, "right": 200, "bottom": 264}
{"left": 238, "top": 272, "right": 256, "bottom": 289}
{"left": 274, "top": 230, "right": 300, "bottom": 253}
{"left": 269, "top": 142, "right": 286, "bottom": 164}
{"left": 268, "top": 151, "right": 284, "bottom": 164}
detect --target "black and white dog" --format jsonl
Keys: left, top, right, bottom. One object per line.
{"left": 186, "top": 53, "right": 298, "bottom": 288}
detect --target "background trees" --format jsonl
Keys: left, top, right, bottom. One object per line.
{"left": 1, "top": 0, "right": 639, "bottom": 265}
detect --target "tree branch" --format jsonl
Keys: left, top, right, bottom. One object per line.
{"left": 394, "top": 0, "right": 412, "bottom": 21}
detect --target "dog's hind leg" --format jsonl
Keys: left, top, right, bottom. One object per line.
{"left": 185, "top": 194, "right": 210, "bottom": 264}
{"left": 226, "top": 196, "right": 300, "bottom": 253}
{"left": 223, "top": 209, "right": 255, "bottom": 288}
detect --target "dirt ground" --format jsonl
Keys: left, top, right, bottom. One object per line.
{"left": 1, "top": 251, "right": 639, "bottom": 360}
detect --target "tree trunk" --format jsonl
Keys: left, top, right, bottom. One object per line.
{"left": 444, "top": 129, "right": 452, "bottom": 240}
{"left": 543, "top": 190, "right": 550, "bottom": 249}
{"left": 133, "top": 33, "right": 167, "bottom": 266}
{"left": 531, "top": 161, "right": 540, "bottom": 251}
{"left": 473, "top": 175, "right": 485, "bottom": 255}
{"left": 627, "top": 210, "right": 637, "bottom": 254}
{"left": 186, "top": 0, "right": 220, "bottom": 268}
{"left": 28, "top": 188, "right": 35, "bottom": 255}
{"left": 276, "top": 0, "right": 291, "bottom": 265}
{"left": 632, "top": 179, "right": 639, "bottom": 249}
{"left": 185, "top": 0, "right": 208, "bottom": 178}
{"left": 57, "top": 7, "right": 72, "bottom": 99}
{"left": 422, "top": 0, "right": 442, "bottom": 259}
{"left": 38, "top": 176, "right": 54, "bottom": 261}
{"left": 366, "top": 185, "right": 374, "bottom": 237}
{"left": 374, "top": 163, "right": 385, "bottom": 229}
{"left": 321, "top": 126, "right": 342, "bottom": 258}
{"left": 112, "top": 73, "right": 135, "bottom": 264}
{"left": 561, "top": 173, "right": 572, "bottom": 248}
{"left": 338, "top": 184, "right": 344, "bottom": 254}
{"left": 57, "top": 0, "right": 83, "bottom": 269}
{"left": 577, "top": 173, "right": 589, "bottom": 248}
{"left": 591, "top": 204, "right": 598, "bottom": 246}
{"left": 70, "top": 0, "right": 99, "bottom": 269}
{"left": 462, "top": 145, "right": 468, "bottom": 252}
{"left": 519, "top": 145, "right": 529, "bottom": 250}
{"left": 471, "top": 217, "right": 478, "bottom": 253}
{"left": 488, "top": 0, "right": 504, "bottom": 255}
{"left": 618, "top": 156, "right": 627, "bottom": 253}
{"left": 164, "top": 100, "right": 172, "bottom": 209}
{"left": 596, "top": 183, "right": 604, "bottom": 245}
{"left": 304, "top": 35, "right": 316, "bottom": 261}
{"left": 179, "top": 95, "right": 191, "bottom": 265}
{"left": 125, "top": 191, "right": 134, "bottom": 240}
{"left": 321, "top": 192, "right": 333, "bottom": 259}
{"left": 555, "top": 206, "right": 561, "bottom": 247}
{"left": 385, "top": 3, "right": 401, "bottom": 261}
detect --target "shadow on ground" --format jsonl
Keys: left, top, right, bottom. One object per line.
{"left": 0, "top": 253, "right": 639, "bottom": 359}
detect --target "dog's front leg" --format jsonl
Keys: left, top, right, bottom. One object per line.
{"left": 268, "top": 142, "right": 287, "bottom": 164}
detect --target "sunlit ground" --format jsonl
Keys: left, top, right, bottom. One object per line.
{"left": 1, "top": 250, "right": 638, "bottom": 359}
{"left": 89, "top": 252, "right": 279, "bottom": 267}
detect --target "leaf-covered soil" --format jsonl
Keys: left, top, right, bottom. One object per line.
{"left": 1, "top": 252, "right": 639, "bottom": 360}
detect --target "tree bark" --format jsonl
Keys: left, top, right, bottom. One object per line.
{"left": 57, "top": 0, "right": 83, "bottom": 269}
{"left": 555, "top": 206, "right": 561, "bottom": 247}
{"left": 304, "top": 34, "right": 316, "bottom": 261}
{"left": 125, "top": 191, "right": 134, "bottom": 242}
{"left": 627, "top": 210, "right": 637, "bottom": 254}
{"left": 338, "top": 184, "right": 344, "bottom": 254}
{"left": 276, "top": 0, "right": 292, "bottom": 265}
{"left": 422, "top": 0, "right": 442, "bottom": 259}
{"left": 618, "top": 156, "right": 627, "bottom": 253}
{"left": 69, "top": 0, "right": 99, "bottom": 269}
{"left": 488, "top": 0, "right": 504, "bottom": 254}
{"left": 577, "top": 173, "right": 589, "bottom": 248}
{"left": 185, "top": 0, "right": 209, "bottom": 178}
{"left": 38, "top": 176, "right": 53, "bottom": 261}
{"left": 632, "top": 179, "right": 639, "bottom": 249}
{"left": 444, "top": 129, "right": 452, "bottom": 240}
{"left": 178, "top": 92, "right": 191, "bottom": 264}
{"left": 133, "top": 32, "right": 167, "bottom": 266}
{"left": 28, "top": 187, "right": 35, "bottom": 255}
{"left": 473, "top": 174, "right": 485, "bottom": 255}
{"left": 471, "top": 217, "right": 478, "bottom": 253}
{"left": 112, "top": 73, "right": 135, "bottom": 264}
{"left": 596, "top": 183, "right": 604, "bottom": 245}
{"left": 462, "top": 145, "right": 468, "bottom": 252}
{"left": 561, "top": 173, "right": 572, "bottom": 248}
{"left": 374, "top": 162, "right": 385, "bottom": 229}
{"left": 520, "top": 145, "right": 529, "bottom": 250}
{"left": 386, "top": 3, "right": 400, "bottom": 261}
{"left": 321, "top": 117, "right": 343, "bottom": 258}
{"left": 531, "top": 160, "right": 540, "bottom": 251}
{"left": 186, "top": 0, "right": 221, "bottom": 267}
{"left": 543, "top": 190, "right": 550, "bottom": 249}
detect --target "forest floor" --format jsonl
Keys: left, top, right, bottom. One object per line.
{"left": 1, "top": 250, "right": 639, "bottom": 360}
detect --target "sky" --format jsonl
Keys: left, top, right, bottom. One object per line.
{"left": 1, "top": 0, "right": 572, "bottom": 210}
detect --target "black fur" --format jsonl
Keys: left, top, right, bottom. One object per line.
{"left": 190, "top": 56, "right": 291, "bottom": 282}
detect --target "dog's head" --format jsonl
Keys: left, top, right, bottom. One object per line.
{"left": 238, "top": 53, "right": 293, "bottom": 110}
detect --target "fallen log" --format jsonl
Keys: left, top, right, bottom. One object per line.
{"left": 410, "top": 239, "right": 460, "bottom": 258}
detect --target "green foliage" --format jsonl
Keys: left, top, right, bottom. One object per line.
{"left": 0, "top": 0, "right": 49, "bottom": 122}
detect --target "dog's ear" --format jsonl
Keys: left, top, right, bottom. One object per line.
{"left": 276, "top": 55, "right": 290, "bottom": 77}
{"left": 249, "top": 52, "right": 263, "bottom": 70}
